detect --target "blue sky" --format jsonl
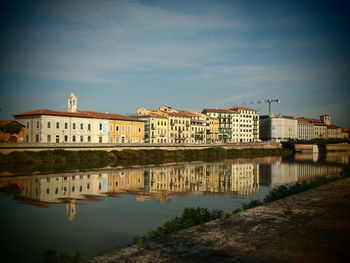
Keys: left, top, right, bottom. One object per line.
{"left": 1, "top": 0, "right": 349, "bottom": 126}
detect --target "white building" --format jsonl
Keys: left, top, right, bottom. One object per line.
{"left": 14, "top": 93, "right": 144, "bottom": 143}
{"left": 229, "top": 107, "right": 259, "bottom": 143}
{"left": 259, "top": 114, "right": 298, "bottom": 141}
{"left": 295, "top": 118, "right": 315, "bottom": 140}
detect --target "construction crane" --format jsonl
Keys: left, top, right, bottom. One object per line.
{"left": 243, "top": 99, "right": 280, "bottom": 115}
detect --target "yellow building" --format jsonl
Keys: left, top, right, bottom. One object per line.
{"left": 207, "top": 117, "right": 219, "bottom": 143}
{"left": 139, "top": 114, "right": 169, "bottom": 143}
{"left": 108, "top": 119, "right": 144, "bottom": 143}
{"left": 136, "top": 105, "right": 219, "bottom": 144}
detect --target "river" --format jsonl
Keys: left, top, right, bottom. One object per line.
{"left": 0, "top": 152, "right": 349, "bottom": 263}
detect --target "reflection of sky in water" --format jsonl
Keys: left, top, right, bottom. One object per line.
{"left": 0, "top": 153, "right": 348, "bottom": 263}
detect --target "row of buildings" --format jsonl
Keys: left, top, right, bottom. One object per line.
{"left": 1, "top": 93, "right": 349, "bottom": 144}
{"left": 259, "top": 114, "right": 349, "bottom": 141}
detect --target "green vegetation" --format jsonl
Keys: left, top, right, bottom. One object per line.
{"left": 0, "top": 122, "right": 23, "bottom": 134}
{"left": 133, "top": 207, "right": 226, "bottom": 244}
{"left": 0, "top": 147, "right": 291, "bottom": 164}
{"left": 134, "top": 168, "right": 350, "bottom": 244}
{"left": 42, "top": 250, "right": 84, "bottom": 263}
{"left": 0, "top": 148, "right": 291, "bottom": 175}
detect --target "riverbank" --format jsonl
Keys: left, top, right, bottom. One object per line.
{"left": 86, "top": 172, "right": 350, "bottom": 263}
{"left": 0, "top": 148, "right": 291, "bottom": 175}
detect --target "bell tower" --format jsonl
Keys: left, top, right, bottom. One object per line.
{"left": 67, "top": 93, "right": 78, "bottom": 112}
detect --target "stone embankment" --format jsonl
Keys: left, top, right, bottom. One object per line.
{"left": 86, "top": 177, "right": 350, "bottom": 263}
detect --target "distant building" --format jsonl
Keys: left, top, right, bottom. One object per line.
{"left": 14, "top": 93, "right": 144, "bottom": 144}
{"left": 259, "top": 114, "right": 298, "bottom": 141}
{"left": 294, "top": 118, "right": 315, "bottom": 140}
{"left": 202, "top": 107, "right": 259, "bottom": 143}
{"left": 0, "top": 120, "right": 25, "bottom": 143}
{"left": 137, "top": 106, "right": 219, "bottom": 144}
{"left": 229, "top": 107, "right": 259, "bottom": 143}
{"left": 202, "top": 109, "right": 235, "bottom": 142}
{"left": 139, "top": 113, "right": 169, "bottom": 143}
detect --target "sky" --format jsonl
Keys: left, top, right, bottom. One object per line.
{"left": 0, "top": 0, "right": 349, "bottom": 127}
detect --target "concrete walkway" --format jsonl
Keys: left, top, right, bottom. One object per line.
{"left": 86, "top": 177, "right": 350, "bottom": 263}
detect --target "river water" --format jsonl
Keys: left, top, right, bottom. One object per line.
{"left": 0, "top": 152, "right": 349, "bottom": 263}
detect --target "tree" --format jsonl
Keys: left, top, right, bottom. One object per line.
{"left": 0, "top": 122, "right": 23, "bottom": 134}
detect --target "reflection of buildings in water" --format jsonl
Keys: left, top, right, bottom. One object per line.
{"left": 268, "top": 162, "right": 344, "bottom": 189}
{"left": 107, "top": 169, "right": 144, "bottom": 194}
{"left": 270, "top": 163, "right": 298, "bottom": 188}
{"left": 1, "top": 154, "right": 347, "bottom": 219}
{"left": 21, "top": 173, "right": 109, "bottom": 203}
{"left": 325, "top": 152, "right": 350, "bottom": 165}
{"left": 294, "top": 152, "right": 319, "bottom": 162}
{"left": 145, "top": 162, "right": 259, "bottom": 202}
{"left": 296, "top": 163, "right": 343, "bottom": 181}
{"left": 2, "top": 161, "right": 261, "bottom": 216}
{"left": 66, "top": 200, "right": 76, "bottom": 221}
{"left": 17, "top": 172, "right": 109, "bottom": 220}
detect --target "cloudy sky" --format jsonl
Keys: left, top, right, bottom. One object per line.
{"left": 0, "top": 0, "right": 349, "bottom": 126}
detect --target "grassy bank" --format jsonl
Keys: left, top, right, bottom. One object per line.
{"left": 0, "top": 148, "right": 291, "bottom": 174}
{"left": 133, "top": 167, "right": 350, "bottom": 244}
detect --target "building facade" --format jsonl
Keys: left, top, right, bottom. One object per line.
{"left": 295, "top": 118, "right": 315, "bottom": 140}
{"left": 202, "top": 107, "right": 259, "bottom": 143}
{"left": 202, "top": 109, "right": 234, "bottom": 142}
{"left": 139, "top": 114, "right": 169, "bottom": 143}
{"left": 14, "top": 93, "right": 144, "bottom": 144}
{"left": 259, "top": 114, "right": 298, "bottom": 141}
{"left": 230, "top": 107, "right": 259, "bottom": 143}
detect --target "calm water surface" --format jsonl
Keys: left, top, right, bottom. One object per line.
{"left": 0, "top": 152, "right": 349, "bottom": 263}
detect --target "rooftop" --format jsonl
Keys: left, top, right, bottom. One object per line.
{"left": 14, "top": 109, "right": 144, "bottom": 122}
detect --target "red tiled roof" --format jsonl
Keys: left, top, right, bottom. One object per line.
{"left": 327, "top": 124, "right": 342, "bottom": 129}
{"left": 230, "top": 107, "right": 257, "bottom": 112}
{"left": 14, "top": 109, "right": 143, "bottom": 122}
{"left": 0, "top": 120, "right": 25, "bottom": 126}
{"left": 139, "top": 113, "right": 168, "bottom": 119}
{"left": 160, "top": 111, "right": 193, "bottom": 117}
{"left": 202, "top": 108, "right": 236, "bottom": 113}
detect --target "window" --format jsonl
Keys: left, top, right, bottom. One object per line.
{"left": 88, "top": 124, "right": 91, "bottom": 130}
{"left": 26, "top": 122, "right": 30, "bottom": 129}
{"left": 128, "top": 126, "right": 131, "bottom": 132}
{"left": 73, "top": 123, "right": 76, "bottom": 129}
{"left": 80, "top": 123, "right": 83, "bottom": 130}
{"left": 56, "top": 122, "right": 60, "bottom": 129}
{"left": 47, "top": 135, "right": 51, "bottom": 142}
{"left": 116, "top": 126, "right": 119, "bottom": 131}
{"left": 72, "top": 135, "right": 76, "bottom": 142}
{"left": 64, "top": 135, "right": 68, "bottom": 142}
{"left": 47, "top": 121, "right": 51, "bottom": 128}
{"left": 80, "top": 136, "right": 83, "bottom": 142}
{"left": 64, "top": 122, "right": 68, "bottom": 129}
{"left": 87, "top": 136, "right": 91, "bottom": 142}
{"left": 99, "top": 123, "right": 102, "bottom": 130}
{"left": 36, "top": 135, "right": 39, "bottom": 142}
{"left": 36, "top": 121, "right": 39, "bottom": 129}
